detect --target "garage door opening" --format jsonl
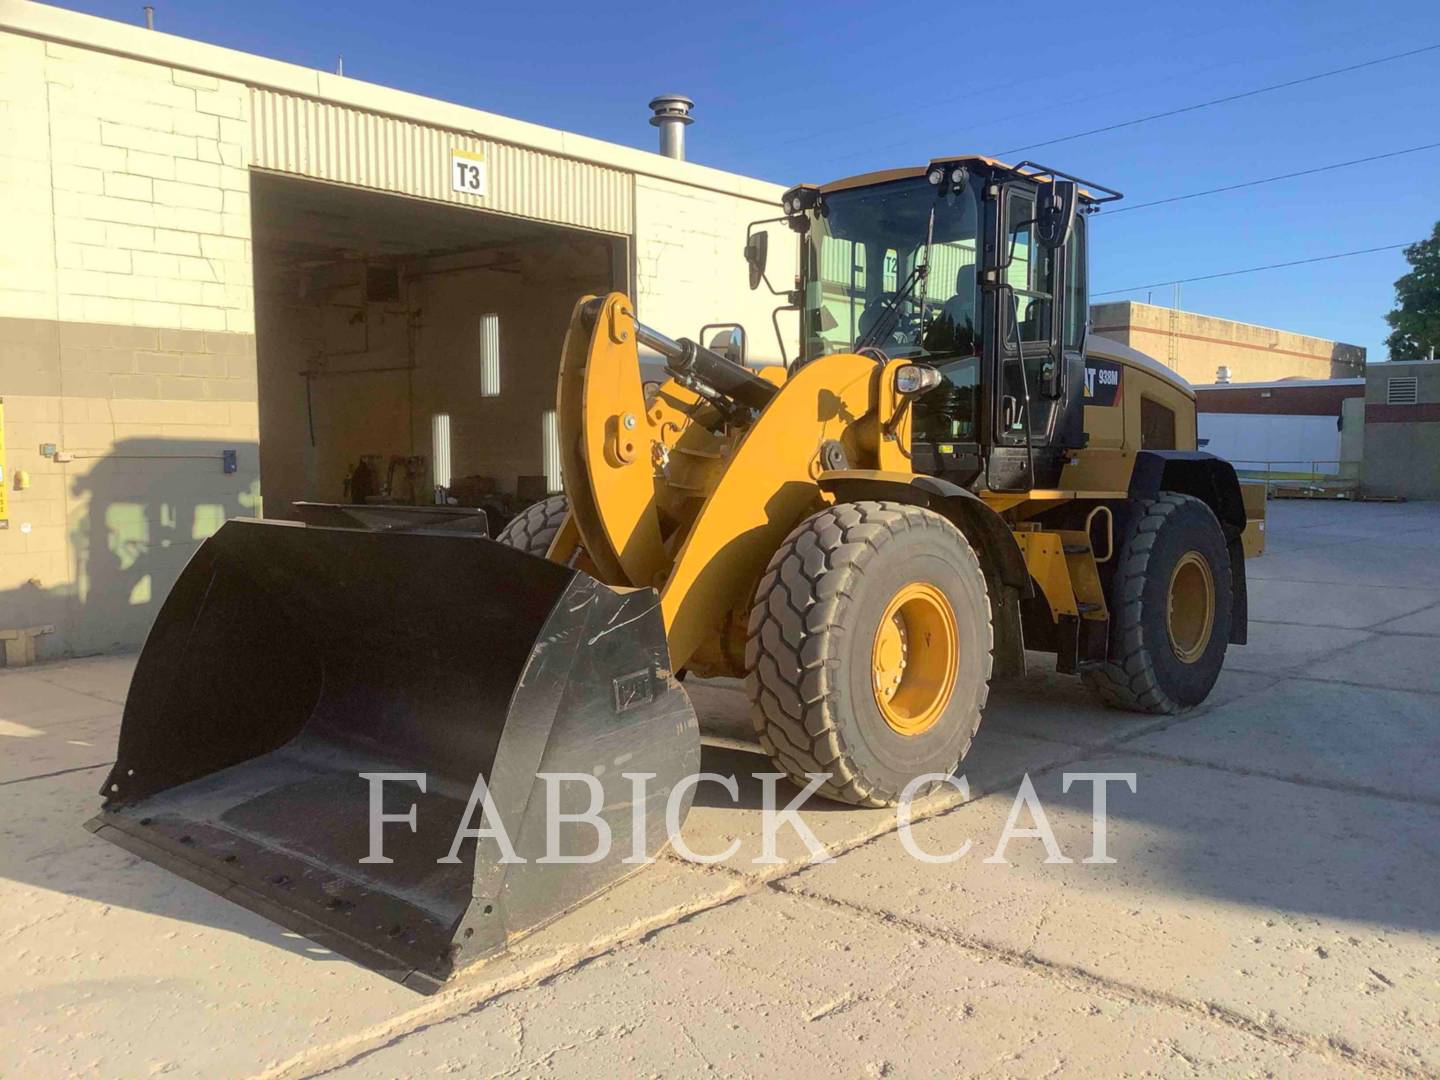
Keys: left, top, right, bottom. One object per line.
{"left": 251, "top": 173, "right": 625, "bottom": 525}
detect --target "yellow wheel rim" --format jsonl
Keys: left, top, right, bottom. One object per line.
{"left": 871, "top": 582, "right": 959, "bottom": 736}
{"left": 1167, "top": 551, "right": 1215, "bottom": 664}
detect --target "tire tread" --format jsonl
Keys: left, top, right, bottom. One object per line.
{"left": 745, "top": 501, "right": 993, "bottom": 808}
{"left": 494, "top": 494, "right": 569, "bottom": 557}
{"left": 1082, "top": 492, "right": 1224, "bottom": 714}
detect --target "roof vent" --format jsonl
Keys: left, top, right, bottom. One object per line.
{"left": 1216, "top": 365, "right": 1231, "bottom": 384}
{"left": 649, "top": 94, "right": 694, "bottom": 161}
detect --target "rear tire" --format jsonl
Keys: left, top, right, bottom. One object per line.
{"left": 495, "top": 494, "right": 569, "bottom": 558}
{"left": 746, "top": 501, "right": 993, "bottom": 808}
{"left": 1083, "top": 492, "right": 1231, "bottom": 714}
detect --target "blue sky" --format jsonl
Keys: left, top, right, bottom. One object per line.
{"left": 58, "top": 0, "right": 1440, "bottom": 359}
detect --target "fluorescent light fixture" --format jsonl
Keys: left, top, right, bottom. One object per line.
{"left": 431, "top": 413, "right": 452, "bottom": 497}
{"left": 542, "top": 409, "right": 562, "bottom": 494}
{"left": 479, "top": 313, "right": 500, "bottom": 397}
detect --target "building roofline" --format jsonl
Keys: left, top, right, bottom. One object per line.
{"left": 1192, "top": 379, "right": 1366, "bottom": 390}
{"left": 0, "top": 0, "right": 785, "bottom": 206}
{"left": 1366, "top": 358, "right": 1440, "bottom": 369}
{"left": 1090, "top": 298, "right": 1365, "bottom": 351}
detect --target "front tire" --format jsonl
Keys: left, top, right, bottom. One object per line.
{"left": 1083, "top": 492, "right": 1232, "bottom": 714}
{"left": 494, "top": 493, "right": 570, "bottom": 558}
{"left": 745, "top": 501, "right": 993, "bottom": 807}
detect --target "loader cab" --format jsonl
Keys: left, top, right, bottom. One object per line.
{"left": 783, "top": 157, "right": 1121, "bottom": 492}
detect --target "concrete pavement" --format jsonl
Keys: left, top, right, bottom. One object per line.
{"left": 1, "top": 499, "right": 1437, "bottom": 1078}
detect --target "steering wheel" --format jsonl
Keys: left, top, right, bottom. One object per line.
{"left": 857, "top": 292, "right": 920, "bottom": 345}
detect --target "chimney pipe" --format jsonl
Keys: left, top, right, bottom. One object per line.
{"left": 143, "top": 5, "right": 154, "bottom": 29}
{"left": 649, "top": 94, "right": 693, "bottom": 161}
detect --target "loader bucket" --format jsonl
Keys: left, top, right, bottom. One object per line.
{"left": 85, "top": 518, "right": 699, "bottom": 992}
{"left": 290, "top": 501, "right": 490, "bottom": 534}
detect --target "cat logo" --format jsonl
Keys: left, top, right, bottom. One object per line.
{"left": 1083, "top": 359, "right": 1122, "bottom": 407}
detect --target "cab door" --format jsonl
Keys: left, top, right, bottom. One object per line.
{"left": 1053, "top": 213, "right": 1090, "bottom": 455}
{"left": 985, "top": 184, "right": 1062, "bottom": 491}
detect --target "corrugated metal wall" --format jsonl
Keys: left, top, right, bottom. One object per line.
{"left": 820, "top": 238, "right": 976, "bottom": 300}
{"left": 249, "top": 88, "right": 633, "bottom": 235}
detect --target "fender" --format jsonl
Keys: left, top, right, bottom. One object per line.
{"left": 817, "top": 470, "right": 1031, "bottom": 677}
{"left": 657, "top": 354, "right": 878, "bottom": 672}
{"left": 1128, "top": 450, "right": 1245, "bottom": 532}
{"left": 1127, "top": 450, "right": 1248, "bottom": 646}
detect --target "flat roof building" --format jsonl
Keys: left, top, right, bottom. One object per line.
{"left": 0, "top": 1, "right": 795, "bottom": 658}
{"left": 1190, "top": 378, "right": 1366, "bottom": 490}
{"left": 1090, "top": 300, "right": 1365, "bottom": 385}
{"left": 1362, "top": 359, "right": 1440, "bottom": 501}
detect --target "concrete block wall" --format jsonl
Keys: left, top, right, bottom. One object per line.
{"left": 0, "top": 6, "right": 796, "bottom": 660}
{"left": 633, "top": 174, "right": 798, "bottom": 366}
{"left": 0, "top": 31, "right": 260, "bottom": 659}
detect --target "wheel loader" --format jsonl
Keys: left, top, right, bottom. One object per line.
{"left": 88, "top": 156, "right": 1250, "bottom": 990}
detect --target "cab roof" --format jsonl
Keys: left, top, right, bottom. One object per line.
{"left": 805, "top": 156, "right": 1119, "bottom": 204}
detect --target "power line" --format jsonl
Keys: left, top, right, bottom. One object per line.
{"left": 1093, "top": 243, "right": 1409, "bottom": 297}
{"left": 781, "top": 51, "right": 1268, "bottom": 173}
{"left": 997, "top": 43, "right": 1440, "bottom": 156}
{"left": 1107, "top": 141, "right": 1440, "bottom": 214}
{"left": 763, "top": 45, "right": 1247, "bottom": 157}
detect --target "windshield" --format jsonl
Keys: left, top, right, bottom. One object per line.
{"left": 802, "top": 175, "right": 983, "bottom": 445}
{"left": 803, "top": 176, "right": 981, "bottom": 363}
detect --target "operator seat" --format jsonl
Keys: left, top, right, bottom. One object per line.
{"left": 924, "top": 265, "right": 980, "bottom": 355}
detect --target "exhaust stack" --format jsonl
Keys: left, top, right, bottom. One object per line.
{"left": 649, "top": 94, "right": 693, "bottom": 160}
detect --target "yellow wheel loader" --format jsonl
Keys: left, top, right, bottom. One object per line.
{"left": 88, "top": 157, "right": 1250, "bottom": 990}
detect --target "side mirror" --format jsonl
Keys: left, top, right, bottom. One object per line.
{"left": 1037, "top": 180, "right": 1078, "bottom": 249}
{"left": 704, "top": 324, "right": 748, "bottom": 366}
{"left": 744, "top": 230, "right": 768, "bottom": 290}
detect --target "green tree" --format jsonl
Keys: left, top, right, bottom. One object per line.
{"left": 1385, "top": 221, "right": 1440, "bottom": 359}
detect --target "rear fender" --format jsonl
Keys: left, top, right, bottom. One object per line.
{"left": 1128, "top": 450, "right": 1248, "bottom": 645}
{"left": 817, "top": 470, "right": 1030, "bottom": 677}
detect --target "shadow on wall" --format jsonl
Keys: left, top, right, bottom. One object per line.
{"left": 1, "top": 437, "right": 261, "bottom": 662}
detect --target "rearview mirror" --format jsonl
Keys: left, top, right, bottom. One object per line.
{"left": 1037, "top": 180, "right": 1078, "bottom": 249}
{"left": 704, "top": 324, "right": 748, "bottom": 366}
{"left": 744, "top": 230, "right": 768, "bottom": 290}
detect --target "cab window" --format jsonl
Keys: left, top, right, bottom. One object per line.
{"left": 1004, "top": 189, "right": 1055, "bottom": 343}
{"left": 1141, "top": 396, "right": 1177, "bottom": 449}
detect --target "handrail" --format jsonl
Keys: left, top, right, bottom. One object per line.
{"left": 1227, "top": 458, "right": 1359, "bottom": 491}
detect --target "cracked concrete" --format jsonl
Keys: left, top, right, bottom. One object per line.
{"left": 1, "top": 499, "right": 1438, "bottom": 1078}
